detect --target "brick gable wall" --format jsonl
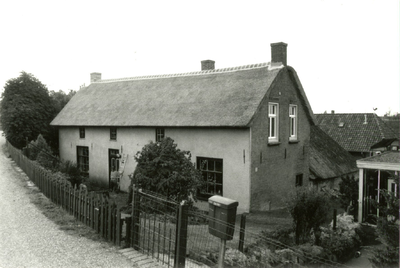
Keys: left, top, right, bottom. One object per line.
{"left": 249, "top": 69, "right": 311, "bottom": 211}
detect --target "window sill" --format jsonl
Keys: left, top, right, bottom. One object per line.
{"left": 268, "top": 141, "right": 281, "bottom": 146}
{"left": 289, "top": 140, "right": 300, "bottom": 144}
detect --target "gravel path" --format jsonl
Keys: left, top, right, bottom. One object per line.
{"left": 0, "top": 135, "right": 136, "bottom": 268}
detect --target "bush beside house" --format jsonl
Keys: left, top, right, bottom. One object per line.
{"left": 129, "top": 137, "right": 203, "bottom": 204}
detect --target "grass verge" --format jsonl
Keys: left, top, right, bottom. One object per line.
{"left": 2, "top": 144, "right": 109, "bottom": 244}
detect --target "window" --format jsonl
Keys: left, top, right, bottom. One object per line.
{"left": 77, "top": 146, "right": 89, "bottom": 175}
{"left": 296, "top": 174, "right": 303, "bottom": 187}
{"left": 289, "top": 105, "right": 297, "bottom": 140}
{"left": 197, "top": 157, "right": 223, "bottom": 197}
{"left": 79, "top": 127, "right": 85, "bottom": 139}
{"left": 268, "top": 103, "right": 279, "bottom": 142}
{"left": 110, "top": 127, "right": 117, "bottom": 140}
{"left": 156, "top": 128, "right": 165, "bottom": 142}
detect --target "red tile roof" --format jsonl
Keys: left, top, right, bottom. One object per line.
{"left": 315, "top": 113, "right": 398, "bottom": 153}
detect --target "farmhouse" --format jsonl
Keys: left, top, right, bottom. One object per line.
{"left": 51, "top": 42, "right": 316, "bottom": 213}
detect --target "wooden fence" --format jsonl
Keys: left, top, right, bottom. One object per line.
{"left": 6, "top": 141, "right": 124, "bottom": 246}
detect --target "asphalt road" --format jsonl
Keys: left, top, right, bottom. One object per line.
{"left": 0, "top": 134, "right": 136, "bottom": 268}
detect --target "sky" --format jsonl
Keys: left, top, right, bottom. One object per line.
{"left": 0, "top": 0, "right": 399, "bottom": 116}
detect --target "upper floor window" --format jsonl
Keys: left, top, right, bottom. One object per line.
{"left": 289, "top": 105, "right": 298, "bottom": 141}
{"left": 156, "top": 128, "right": 165, "bottom": 142}
{"left": 110, "top": 127, "right": 117, "bottom": 140}
{"left": 79, "top": 127, "right": 85, "bottom": 139}
{"left": 268, "top": 103, "right": 279, "bottom": 142}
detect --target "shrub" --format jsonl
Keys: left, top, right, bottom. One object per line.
{"left": 58, "top": 160, "right": 84, "bottom": 188}
{"left": 319, "top": 213, "right": 361, "bottom": 263}
{"left": 338, "top": 176, "right": 358, "bottom": 211}
{"left": 286, "top": 187, "right": 331, "bottom": 244}
{"left": 25, "top": 134, "right": 52, "bottom": 161}
{"left": 369, "top": 188, "right": 399, "bottom": 268}
{"left": 258, "top": 227, "right": 295, "bottom": 249}
{"left": 130, "top": 137, "right": 203, "bottom": 203}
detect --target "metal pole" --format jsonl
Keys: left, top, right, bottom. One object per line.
{"left": 218, "top": 238, "right": 226, "bottom": 268}
{"left": 377, "top": 170, "right": 380, "bottom": 217}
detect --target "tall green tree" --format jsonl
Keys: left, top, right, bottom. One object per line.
{"left": 0, "top": 72, "right": 54, "bottom": 149}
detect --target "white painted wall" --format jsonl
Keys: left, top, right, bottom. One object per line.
{"left": 58, "top": 126, "right": 251, "bottom": 213}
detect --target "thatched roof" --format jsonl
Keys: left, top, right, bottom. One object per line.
{"left": 310, "top": 125, "right": 357, "bottom": 180}
{"left": 315, "top": 113, "right": 398, "bottom": 153}
{"left": 51, "top": 63, "right": 314, "bottom": 127}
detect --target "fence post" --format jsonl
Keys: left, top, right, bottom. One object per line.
{"left": 108, "top": 201, "right": 113, "bottom": 240}
{"left": 132, "top": 186, "right": 141, "bottom": 250}
{"left": 238, "top": 213, "right": 247, "bottom": 253}
{"left": 90, "top": 192, "right": 95, "bottom": 228}
{"left": 174, "top": 201, "right": 189, "bottom": 268}
{"left": 116, "top": 207, "right": 122, "bottom": 246}
{"left": 125, "top": 216, "right": 132, "bottom": 248}
{"left": 84, "top": 189, "right": 88, "bottom": 225}
{"left": 333, "top": 209, "right": 337, "bottom": 231}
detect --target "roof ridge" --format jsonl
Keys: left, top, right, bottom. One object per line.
{"left": 94, "top": 62, "right": 275, "bottom": 83}
{"left": 372, "top": 114, "right": 385, "bottom": 139}
{"left": 374, "top": 114, "right": 397, "bottom": 139}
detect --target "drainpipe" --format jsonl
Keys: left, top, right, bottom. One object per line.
{"left": 377, "top": 170, "right": 381, "bottom": 217}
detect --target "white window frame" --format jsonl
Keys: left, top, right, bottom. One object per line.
{"left": 268, "top": 103, "right": 279, "bottom": 142}
{"left": 289, "top": 104, "right": 298, "bottom": 141}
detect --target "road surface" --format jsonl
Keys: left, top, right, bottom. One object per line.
{"left": 0, "top": 133, "right": 136, "bottom": 268}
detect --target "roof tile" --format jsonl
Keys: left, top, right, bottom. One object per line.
{"left": 315, "top": 113, "right": 398, "bottom": 153}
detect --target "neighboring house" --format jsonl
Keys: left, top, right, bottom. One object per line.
{"left": 315, "top": 113, "right": 398, "bottom": 159}
{"left": 51, "top": 42, "right": 317, "bottom": 213}
{"left": 370, "top": 138, "right": 399, "bottom": 155}
{"left": 380, "top": 115, "right": 400, "bottom": 138}
{"left": 357, "top": 149, "right": 399, "bottom": 223}
{"left": 309, "top": 125, "right": 358, "bottom": 190}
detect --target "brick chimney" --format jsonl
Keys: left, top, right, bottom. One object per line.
{"left": 90, "top": 72, "right": 102, "bottom": 83}
{"left": 201, "top": 60, "right": 215, "bottom": 71}
{"left": 271, "top": 42, "right": 288, "bottom": 66}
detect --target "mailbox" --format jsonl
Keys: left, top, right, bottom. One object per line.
{"left": 208, "top": 195, "right": 239, "bottom": 240}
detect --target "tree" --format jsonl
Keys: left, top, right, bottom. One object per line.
{"left": 48, "top": 89, "right": 76, "bottom": 154}
{"left": 49, "top": 89, "right": 76, "bottom": 114}
{"left": 0, "top": 72, "right": 54, "bottom": 149}
{"left": 339, "top": 176, "right": 358, "bottom": 210}
{"left": 130, "top": 137, "right": 203, "bottom": 203}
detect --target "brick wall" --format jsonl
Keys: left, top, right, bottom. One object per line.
{"left": 249, "top": 68, "right": 311, "bottom": 211}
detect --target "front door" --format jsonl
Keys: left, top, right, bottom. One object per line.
{"left": 108, "top": 149, "right": 119, "bottom": 188}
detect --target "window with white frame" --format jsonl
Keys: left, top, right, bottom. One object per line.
{"left": 289, "top": 105, "right": 298, "bottom": 140}
{"left": 268, "top": 103, "right": 279, "bottom": 142}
